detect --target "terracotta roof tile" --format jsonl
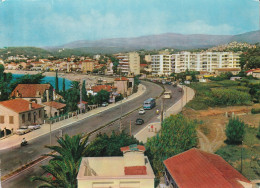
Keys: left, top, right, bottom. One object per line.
{"left": 77, "top": 101, "right": 88, "bottom": 104}
{"left": 43, "top": 101, "right": 66, "bottom": 109}
{"left": 215, "top": 68, "right": 241, "bottom": 72}
{"left": 11, "top": 84, "right": 51, "bottom": 98}
{"left": 163, "top": 148, "right": 251, "bottom": 188}
{"left": 88, "top": 85, "right": 116, "bottom": 93}
{"left": 0, "top": 99, "right": 44, "bottom": 113}
{"left": 120, "top": 145, "right": 145, "bottom": 152}
{"left": 124, "top": 166, "right": 147, "bottom": 175}
{"left": 114, "top": 77, "right": 129, "bottom": 81}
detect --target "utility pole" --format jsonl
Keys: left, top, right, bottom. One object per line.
{"left": 80, "top": 79, "right": 83, "bottom": 114}
{"left": 161, "top": 98, "right": 164, "bottom": 125}
{"left": 241, "top": 141, "right": 243, "bottom": 174}
{"left": 185, "top": 86, "right": 188, "bottom": 105}
{"left": 129, "top": 120, "right": 132, "bottom": 136}
{"left": 49, "top": 121, "right": 52, "bottom": 146}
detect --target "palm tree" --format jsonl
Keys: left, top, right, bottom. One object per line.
{"left": 31, "top": 134, "right": 89, "bottom": 188}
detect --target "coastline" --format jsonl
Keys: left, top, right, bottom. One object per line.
{"left": 5, "top": 70, "right": 115, "bottom": 85}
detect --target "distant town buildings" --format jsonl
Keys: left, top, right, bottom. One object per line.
{"left": 77, "top": 144, "right": 155, "bottom": 188}
{"left": 151, "top": 52, "right": 241, "bottom": 75}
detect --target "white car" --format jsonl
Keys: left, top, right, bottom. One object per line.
{"left": 138, "top": 108, "right": 145, "bottom": 115}
{"left": 28, "top": 124, "right": 41, "bottom": 130}
{"left": 16, "top": 126, "right": 31, "bottom": 135}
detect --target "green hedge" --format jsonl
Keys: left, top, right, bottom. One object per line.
{"left": 211, "top": 88, "right": 251, "bottom": 106}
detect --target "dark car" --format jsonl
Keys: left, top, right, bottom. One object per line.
{"left": 135, "top": 118, "right": 144, "bottom": 125}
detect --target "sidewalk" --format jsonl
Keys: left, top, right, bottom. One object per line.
{"left": 134, "top": 85, "right": 195, "bottom": 143}
{"left": 0, "top": 84, "right": 146, "bottom": 150}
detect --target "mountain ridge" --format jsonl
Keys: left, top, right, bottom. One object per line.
{"left": 44, "top": 30, "right": 260, "bottom": 53}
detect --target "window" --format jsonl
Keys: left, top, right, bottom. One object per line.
{"left": 9, "top": 116, "right": 14, "bottom": 124}
{"left": 28, "top": 112, "right": 31, "bottom": 121}
{"left": 22, "top": 114, "right": 25, "bottom": 123}
{"left": 0, "top": 116, "right": 4, "bottom": 124}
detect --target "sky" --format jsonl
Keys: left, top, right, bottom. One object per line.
{"left": 0, "top": 0, "right": 259, "bottom": 47}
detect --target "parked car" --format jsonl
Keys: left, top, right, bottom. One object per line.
{"left": 28, "top": 124, "right": 41, "bottom": 130}
{"left": 101, "top": 102, "right": 108, "bottom": 107}
{"left": 16, "top": 126, "right": 31, "bottom": 135}
{"left": 135, "top": 118, "right": 144, "bottom": 125}
{"left": 138, "top": 108, "right": 145, "bottom": 115}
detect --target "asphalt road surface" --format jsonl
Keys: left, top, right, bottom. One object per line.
{"left": 1, "top": 81, "right": 183, "bottom": 188}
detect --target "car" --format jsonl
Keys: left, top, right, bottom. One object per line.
{"left": 138, "top": 108, "right": 145, "bottom": 115}
{"left": 15, "top": 126, "right": 31, "bottom": 135}
{"left": 28, "top": 124, "right": 41, "bottom": 130}
{"left": 101, "top": 102, "right": 108, "bottom": 107}
{"left": 135, "top": 118, "right": 144, "bottom": 125}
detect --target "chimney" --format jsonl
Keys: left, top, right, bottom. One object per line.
{"left": 46, "top": 89, "right": 50, "bottom": 102}
{"left": 29, "top": 102, "right": 32, "bottom": 110}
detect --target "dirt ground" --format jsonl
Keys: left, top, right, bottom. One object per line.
{"left": 183, "top": 104, "right": 260, "bottom": 153}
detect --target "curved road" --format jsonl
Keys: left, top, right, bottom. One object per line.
{"left": 1, "top": 80, "right": 183, "bottom": 188}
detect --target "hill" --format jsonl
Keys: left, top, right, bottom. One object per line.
{"left": 46, "top": 30, "right": 260, "bottom": 53}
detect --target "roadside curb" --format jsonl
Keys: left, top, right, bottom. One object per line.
{"left": 1, "top": 81, "right": 165, "bottom": 182}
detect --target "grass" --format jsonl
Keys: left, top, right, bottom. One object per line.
{"left": 186, "top": 80, "right": 252, "bottom": 110}
{"left": 215, "top": 126, "right": 260, "bottom": 180}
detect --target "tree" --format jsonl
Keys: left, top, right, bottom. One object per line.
{"left": 55, "top": 70, "right": 59, "bottom": 93}
{"left": 63, "top": 81, "right": 80, "bottom": 112}
{"left": 82, "top": 80, "right": 87, "bottom": 101}
{"left": 86, "top": 131, "right": 141, "bottom": 157}
{"left": 225, "top": 117, "right": 245, "bottom": 144}
{"left": 94, "top": 90, "right": 110, "bottom": 104}
{"left": 146, "top": 114, "right": 198, "bottom": 175}
{"left": 257, "top": 123, "right": 260, "bottom": 139}
{"left": 62, "top": 78, "right": 66, "bottom": 93}
{"left": 31, "top": 134, "right": 89, "bottom": 188}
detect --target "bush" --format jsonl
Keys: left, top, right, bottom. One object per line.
{"left": 257, "top": 125, "right": 260, "bottom": 139}
{"left": 211, "top": 88, "right": 251, "bottom": 106}
{"left": 251, "top": 108, "right": 260, "bottom": 114}
{"left": 225, "top": 117, "right": 245, "bottom": 144}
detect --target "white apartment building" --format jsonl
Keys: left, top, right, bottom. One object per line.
{"left": 151, "top": 54, "right": 172, "bottom": 75}
{"left": 115, "top": 52, "right": 140, "bottom": 75}
{"left": 151, "top": 52, "right": 241, "bottom": 75}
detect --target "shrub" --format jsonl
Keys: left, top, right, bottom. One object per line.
{"left": 251, "top": 108, "right": 260, "bottom": 114}
{"left": 211, "top": 88, "right": 251, "bottom": 106}
{"left": 257, "top": 124, "right": 260, "bottom": 139}
{"left": 225, "top": 117, "right": 245, "bottom": 144}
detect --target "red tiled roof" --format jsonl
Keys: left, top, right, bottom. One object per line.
{"left": 43, "top": 101, "right": 66, "bottom": 109}
{"left": 246, "top": 68, "right": 260, "bottom": 73}
{"left": 77, "top": 101, "right": 88, "bottom": 104}
{"left": 140, "top": 64, "right": 148, "bottom": 67}
{"left": 120, "top": 145, "right": 146, "bottom": 152}
{"left": 163, "top": 148, "right": 251, "bottom": 188}
{"left": 11, "top": 84, "right": 51, "bottom": 98}
{"left": 114, "top": 77, "right": 129, "bottom": 81}
{"left": 88, "top": 85, "right": 116, "bottom": 93}
{"left": 124, "top": 166, "right": 147, "bottom": 175}
{"left": 0, "top": 99, "right": 44, "bottom": 113}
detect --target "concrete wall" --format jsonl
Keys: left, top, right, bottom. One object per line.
{"left": 78, "top": 178, "right": 154, "bottom": 188}
{"left": 114, "top": 81, "right": 128, "bottom": 97}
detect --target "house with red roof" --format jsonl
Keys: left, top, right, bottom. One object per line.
{"left": 10, "top": 84, "right": 55, "bottom": 104}
{"left": 163, "top": 148, "right": 252, "bottom": 188}
{"left": 43, "top": 101, "right": 66, "bottom": 117}
{"left": 0, "top": 99, "right": 44, "bottom": 135}
{"left": 246, "top": 68, "right": 260, "bottom": 78}
{"left": 86, "top": 85, "right": 117, "bottom": 96}
{"left": 77, "top": 144, "right": 155, "bottom": 188}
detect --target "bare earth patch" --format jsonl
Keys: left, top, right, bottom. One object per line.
{"left": 183, "top": 104, "right": 260, "bottom": 153}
